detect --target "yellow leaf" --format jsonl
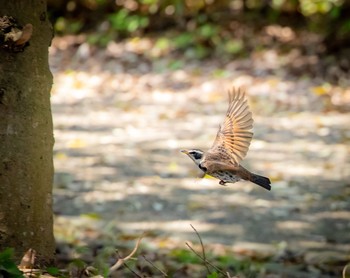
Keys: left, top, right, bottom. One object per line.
{"left": 269, "top": 173, "right": 284, "bottom": 182}
{"left": 158, "top": 239, "right": 172, "bottom": 248}
{"left": 207, "top": 92, "right": 223, "bottom": 103}
{"left": 55, "top": 152, "right": 67, "bottom": 160}
{"left": 311, "top": 84, "right": 331, "bottom": 96}
{"left": 167, "top": 162, "right": 178, "bottom": 172}
{"left": 81, "top": 212, "right": 102, "bottom": 220}
{"left": 68, "top": 138, "right": 87, "bottom": 149}
{"left": 267, "top": 78, "right": 279, "bottom": 87}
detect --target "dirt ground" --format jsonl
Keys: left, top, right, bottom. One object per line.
{"left": 50, "top": 36, "right": 350, "bottom": 277}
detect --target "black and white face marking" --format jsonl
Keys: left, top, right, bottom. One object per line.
{"left": 189, "top": 150, "right": 203, "bottom": 160}
{"left": 181, "top": 149, "right": 204, "bottom": 166}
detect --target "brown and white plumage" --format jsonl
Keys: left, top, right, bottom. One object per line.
{"left": 206, "top": 87, "right": 254, "bottom": 165}
{"left": 181, "top": 87, "right": 271, "bottom": 191}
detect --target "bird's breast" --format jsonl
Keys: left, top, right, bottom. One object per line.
{"left": 211, "top": 171, "right": 241, "bottom": 183}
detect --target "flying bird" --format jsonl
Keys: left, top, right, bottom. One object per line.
{"left": 181, "top": 87, "right": 271, "bottom": 191}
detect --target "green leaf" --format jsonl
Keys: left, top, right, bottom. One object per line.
{"left": 81, "top": 212, "right": 102, "bottom": 220}
{"left": 330, "top": 6, "right": 341, "bottom": 19}
{"left": 224, "top": 39, "right": 244, "bottom": 55}
{"left": 170, "top": 249, "right": 201, "bottom": 264}
{"left": 174, "top": 32, "right": 195, "bottom": 48}
{"left": 339, "top": 19, "right": 350, "bottom": 35}
{"left": 207, "top": 272, "right": 219, "bottom": 278}
{"left": 0, "top": 248, "right": 14, "bottom": 261}
{"left": 139, "top": 17, "right": 150, "bottom": 28}
{"left": 46, "top": 266, "right": 60, "bottom": 276}
{"left": 127, "top": 17, "right": 140, "bottom": 32}
{"left": 0, "top": 248, "right": 23, "bottom": 278}
{"left": 108, "top": 9, "right": 129, "bottom": 30}
{"left": 199, "top": 24, "right": 218, "bottom": 38}
{"left": 68, "top": 258, "right": 87, "bottom": 269}
{"left": 155, "top": 37, "right": 171, "bottom": 51}
{"left": 140, "top": 0, "right": 158, "bottom": 4}
{"left": 213, "top": 69, "right": 230, "bottom": 78}
{"left": 193, "top": 45, "right": 210, "bottom": 59}
{"left": 168, "top": 59, "right": 184, "bottom": 70}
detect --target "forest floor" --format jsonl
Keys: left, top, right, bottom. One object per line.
{"left": 50, "top": 33, "right": 350, "bottom": 277}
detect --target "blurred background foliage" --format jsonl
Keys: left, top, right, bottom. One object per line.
{"left": 48, "top": 0, "right": 350, "bottom": 59}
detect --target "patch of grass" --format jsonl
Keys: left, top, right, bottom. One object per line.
{"left": 0, "top": 248, "right": 23, "bottom": 278}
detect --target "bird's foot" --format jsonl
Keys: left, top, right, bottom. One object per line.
{"left": 219, "top": 180, "right": 227, "bottom": 186}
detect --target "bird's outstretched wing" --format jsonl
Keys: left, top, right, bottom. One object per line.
{"left": 207, "top": 87, "right": 253, "bottom": 164}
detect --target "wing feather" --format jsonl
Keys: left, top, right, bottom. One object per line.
{"left": 201, "top": 160, "right": 240, "bottom": 174}
{"left": 207, "top": 87, "right": 254, "bottom": 164}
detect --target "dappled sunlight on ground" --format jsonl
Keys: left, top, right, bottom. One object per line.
{"left": 50, "top": 36, "right": 350, "bottom": 277}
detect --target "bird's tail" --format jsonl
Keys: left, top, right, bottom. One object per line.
{"left": 249, "top": 173, "right": 271, "bottom": 191}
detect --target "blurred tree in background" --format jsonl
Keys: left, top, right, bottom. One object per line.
{"left": 47, "top": 0, "right": 350, "bottom": 58}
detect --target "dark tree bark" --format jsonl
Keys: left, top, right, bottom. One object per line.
{"left": 0, "top": 1, "right": 55, "bottom": 265}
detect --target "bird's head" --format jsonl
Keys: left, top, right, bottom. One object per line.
{"left": 181, "top": 149, "right": 204, "bottom": 166}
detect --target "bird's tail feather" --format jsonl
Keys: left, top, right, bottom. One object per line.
{"left": 250, "top": 173, "right": 271, "bottom": 191}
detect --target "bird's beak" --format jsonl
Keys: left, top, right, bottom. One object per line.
{"left": 181, "top": 149, "right": 189, "bottom": 155}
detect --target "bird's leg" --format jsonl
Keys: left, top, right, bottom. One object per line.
{"left": 219, "top": 180, "right": 227, "bottom": 186}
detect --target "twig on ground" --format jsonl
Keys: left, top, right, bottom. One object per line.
{"left": 185, "top": 242, "right": 227, "bottom": 277}
{"left": 118, "top": 255, "right": 143, "bottom": 278}
{"left": 343, "top": 263, "right": 350, "bottom": 278}
{"left": 108, "top": 232, "right": 145, "bottom": 276}
{"left": 187, "top": 224, "right": 238, "bottom": 278}
{"left": 190, "top": 224, "right": 210, "bottom": 274}
{"left": 142, "top": 254, "right": 168, "bottom": 277}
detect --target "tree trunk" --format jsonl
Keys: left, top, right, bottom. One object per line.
{"left": 0, "top": 0, "right": 55, "bottom": 265}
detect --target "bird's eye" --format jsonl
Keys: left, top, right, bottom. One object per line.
{"left": 192, "top": 152, "right": 202, "bottom": 160}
